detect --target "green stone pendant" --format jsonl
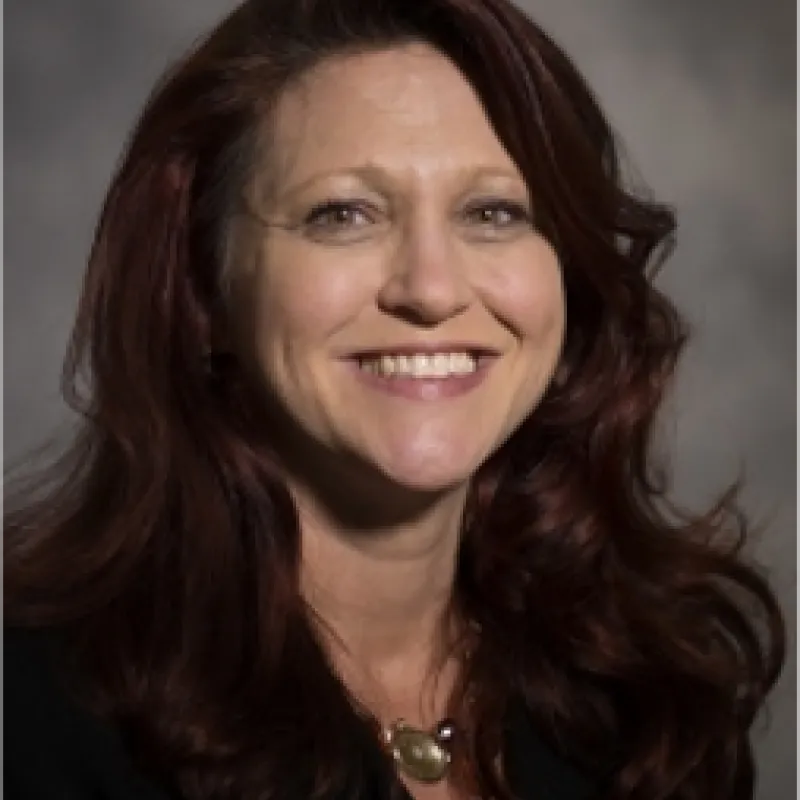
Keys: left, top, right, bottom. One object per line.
{"left": 384, "top": 719, "right": 454, "bottom": 784}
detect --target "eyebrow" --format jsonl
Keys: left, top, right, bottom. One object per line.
{"left": 274, "top": 162, "right": 527, "bottom": 201}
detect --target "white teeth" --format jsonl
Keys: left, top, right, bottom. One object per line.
{"left": 380, "top": 354, "right": 395, "bottom": 375}
{"left": 358, "top": 352, "right": 478, "bottom": 377}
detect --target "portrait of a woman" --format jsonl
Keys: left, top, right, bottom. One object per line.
{"left": 4, "top": 1, "right": 787, "bottom": 799}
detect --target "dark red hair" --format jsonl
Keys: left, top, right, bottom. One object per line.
{"left": 4, "top": 1, "right": 785, "bottom": 799}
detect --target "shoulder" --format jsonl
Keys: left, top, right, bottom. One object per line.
{"left": 4, "top": 625, "right": 92, "bottom": 771}
{"left": 4, "top": 626, "right": 172, "bottom": 800}
{"left": 503, "top": 700, "right": 609, "bottom": 800}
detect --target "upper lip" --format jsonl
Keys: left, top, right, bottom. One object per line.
{"left": 345, "top": 342, "right": 502, "bottom": 359}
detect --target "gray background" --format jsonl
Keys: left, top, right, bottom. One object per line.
{"left": 4, "top": 2, "right": 796, "bottom": 797}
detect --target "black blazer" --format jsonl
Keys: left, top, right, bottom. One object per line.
{"left": 4, "top": 627, "right": 600, "bottom": 799}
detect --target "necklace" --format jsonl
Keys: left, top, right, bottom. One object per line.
{"left": 370, "top": 619, "right": 480, "bottom": 784}
{"left": 381, "top": 717, "right": 457, "bottom": 783}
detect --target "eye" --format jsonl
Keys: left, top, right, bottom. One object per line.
{"left": 463, "top": 200, "right": 532, "bottom": 228}
{"left": 303, "top": 201, "right": 375, "bottom": 230}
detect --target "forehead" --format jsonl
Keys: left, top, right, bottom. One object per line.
{"left": 260, "top": 43, "right": 523, "bottom": 190}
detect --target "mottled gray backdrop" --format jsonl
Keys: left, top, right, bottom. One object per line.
{"left": 4, "top": 1, "right": 796, "bottom": 796}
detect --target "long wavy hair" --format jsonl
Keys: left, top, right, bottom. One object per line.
{"left": 4, "top": 1, "right": 785, "bottom": 799}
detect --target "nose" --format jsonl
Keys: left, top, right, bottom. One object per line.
{"left": 376, "top": 216, "right": 472, "bottom": 325}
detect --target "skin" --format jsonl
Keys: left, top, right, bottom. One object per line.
{"left": 228, "top": 43, "right": 565, "bottom": 781}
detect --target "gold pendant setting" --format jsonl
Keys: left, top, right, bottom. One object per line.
{"left": 382, "top": 718, "right": 456, "bottom": 784}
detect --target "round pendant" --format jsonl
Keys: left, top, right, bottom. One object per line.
{"left": 385, "top": 720, "right": 452, "bottom": 783}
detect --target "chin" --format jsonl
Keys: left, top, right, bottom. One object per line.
{"left": 367, "top": 425, "right": 511, "bottom": 492}
{"left": 375, "top": 454, "right": 483, "bottom": 496}
{"left": 353, "top": 430, "right": 502, "bottom": 496}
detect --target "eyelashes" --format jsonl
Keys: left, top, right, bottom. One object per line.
{"left": 462, "top": 199, "right": 532, "bottom": 227}
{"left": 301, "top": 198, "right": 534, "bottom": 240}
{"left": 304, "top": 200, "right": 375, "bottom": 229}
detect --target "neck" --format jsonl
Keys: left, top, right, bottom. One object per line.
{"left": 294, "top": 480, "right": 470, "bottom": 723}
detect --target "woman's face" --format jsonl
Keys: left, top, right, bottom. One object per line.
{"left": 230, "top": 43, "right": 565, "bottom": 495}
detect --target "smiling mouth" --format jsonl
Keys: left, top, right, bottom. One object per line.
{"left": 357, "top": 351, "right": 480, "bottom": 378}
{"left": 344, "top": 346, "right": 498, "bottom": 400}
{"left": 350, "top": 343, "right": 504, "bottom": 377}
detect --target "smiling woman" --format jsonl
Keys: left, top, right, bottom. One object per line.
{"left": 229, "top": 45, "right": 565, "bottom": 498}
{"left": 3, "top": 2, "right": 785, "bottom": 800}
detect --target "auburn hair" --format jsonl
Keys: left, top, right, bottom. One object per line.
{"left": 4, "top": 1, "right": 785, "bottom": 799}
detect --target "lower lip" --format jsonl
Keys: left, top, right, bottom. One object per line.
{"left": 345, "top": 357, "right": 496, "bottom": 400}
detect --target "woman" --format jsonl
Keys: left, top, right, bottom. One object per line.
{"left": 4, "top": 1, "right": 785, "bottom": 799}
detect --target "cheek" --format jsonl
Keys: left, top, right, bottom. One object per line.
{"left": 487, "top": 240, "right": 566, "bottom": 346}
{"left": 249, "top": 245, "right": 374, "bottom": 348}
